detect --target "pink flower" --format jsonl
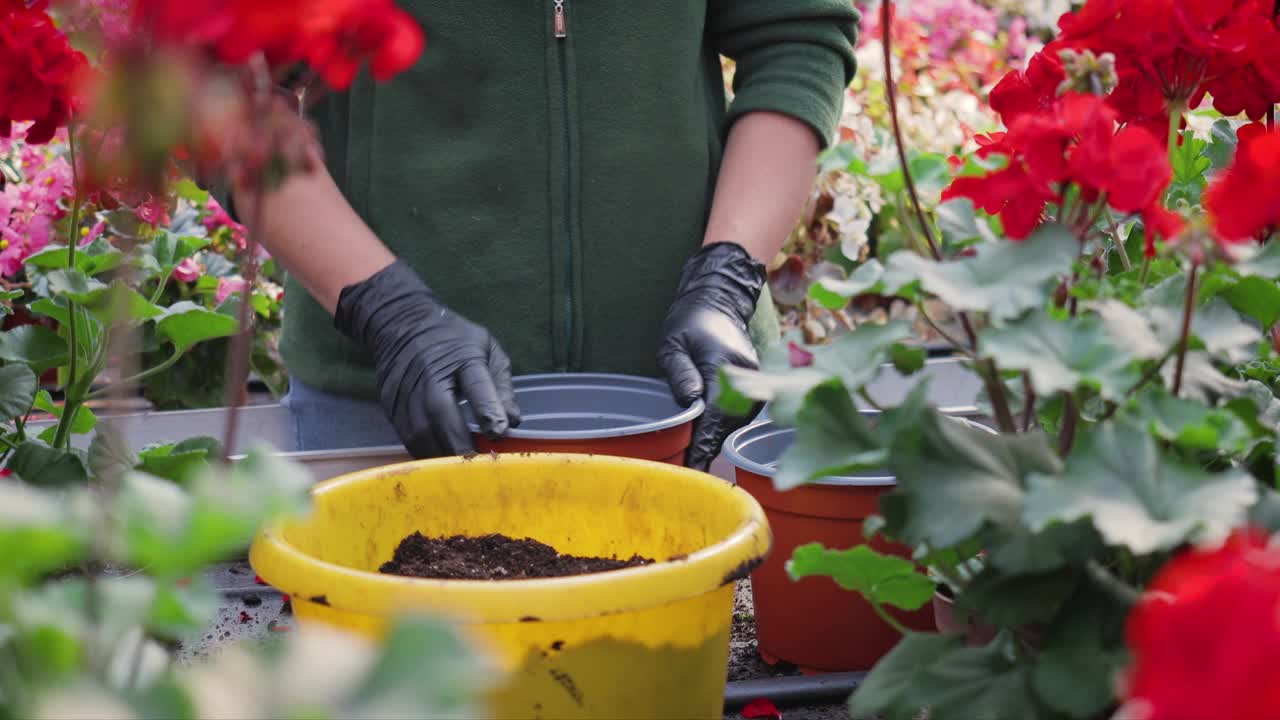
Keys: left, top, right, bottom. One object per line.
{"left": 215, "top": 276, "right": 246, "bottom": 305}
{"left": 202, "top": 196, "right": 247, "bottom": 250}
{"left": 134, "top": 197, "right": 171, "bottom": 227}
{"left": 80, "top": 219, "right": 107, "bottom": 247}
{"left": 172, "top": 257, "right": 202, "bottom": 282}
{"left": 1007, "top": 17, "right": 1029, "bottom": 60}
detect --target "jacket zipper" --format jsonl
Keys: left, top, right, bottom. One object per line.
{"left": 552, "top": 0, "right": 577, "bottom": 369}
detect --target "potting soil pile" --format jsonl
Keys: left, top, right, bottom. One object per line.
{"left": 379, "top": 532, "right": 653, "bottom": 580}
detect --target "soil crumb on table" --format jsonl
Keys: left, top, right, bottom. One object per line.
{"left": 379, "top": 532, "right": 654, "bottom": 580}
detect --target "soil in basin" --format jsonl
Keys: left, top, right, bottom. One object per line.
{"left": 380, "top": 532, "right": 654, "bottom": 580}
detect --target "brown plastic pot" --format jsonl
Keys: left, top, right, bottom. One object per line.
{"left": 724, "top": 419, "right": 936, "bottom": 673}
{"left": 465, "top": 373, "right": 704, "bottom": 466}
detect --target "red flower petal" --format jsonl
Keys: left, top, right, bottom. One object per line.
{"left": 788, "top": 342, "right": 814, "bottom": 368}
{"left": 742, "top": 698, "right": 782, "bottom": 720}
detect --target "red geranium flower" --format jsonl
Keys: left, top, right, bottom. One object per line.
{"left": 1123, "top": 529, "right": 1280, "bottom": 720}
{"left": 1205, "top": 125, "right": 1280, "bottom": 244}
{"left": 943, "top": 93, "right": 1178, "bottom": 251}
{"left": 989, "top": 51, "right": 1065, "bottom": 126}
{"left": 131, "top": 0, "right": 425, "bottom": 91}
{"left": 0, "top": 0, "right": 92, "bottom": 143}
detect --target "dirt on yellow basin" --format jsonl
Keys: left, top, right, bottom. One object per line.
{"left": 249, "top": 453, "right": 772, "bottom": 719}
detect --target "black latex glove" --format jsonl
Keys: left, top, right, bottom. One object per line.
{"left": 658, "top": 242, "right": 766, "bottom": 471}
{"left": 334, "top": 260, "right": 521, "bottom": 458}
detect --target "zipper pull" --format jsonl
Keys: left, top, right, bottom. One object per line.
{"left": 553, "top": 0, "right": 567, "bottom": 38}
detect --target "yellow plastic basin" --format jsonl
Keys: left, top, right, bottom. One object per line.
{"left": 249, "top": 453, "right": 772, "bottom": 719}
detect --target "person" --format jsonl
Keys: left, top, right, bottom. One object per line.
{"left": 242, "top": 2, "right": 860, "bottom": 471}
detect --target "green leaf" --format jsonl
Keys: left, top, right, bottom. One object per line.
{"left": 850, "top": 633, "right": 961, "bottom": 720}
{"left": 1161, "top": 351, "right": 1246, "bottom": 404}
{"left": 1030, "top": 591, "right": 1128, "bottom": 719}
{"left": 7, "top": 441, "right": 89, "bottom": 487}
{"left": 67, "top": 281, "right": 165, "bottom": 325}
{"left": 1236, "top": 242, "right": 1280, "bottom": 279}
{"left": 25, "top": 240, "right": 125, "bottom": 277}
{"left": 1205, "top": 118, "right": 1239, "bottom": 171}
{"left": 0, "top": 483, "right": 88, "bottom": 581}
{"left": 979, "top": 310, "right": 1140, "bottom": 401}
{"left": 1089, "top": 299, "right": 1166, "bottom": 360}
{"left": 910, "top": 635, "right": 1040, "bottom": 720}
{"left": 1131, "top": 386, "right": 1255, "bottom": 453}
{"left": 981, "top": 519, "right": 1104, "bottom": 575}
{"left": 0, "top": 325, "right": 69, "bottom": 373}
{"left": 1024, "top": 421, "right": 1258, "bottom": 554}
{"left": 175, "top": 178, "right": 211, "bottom": 205}
{"left": 46, "top": 268, "right": 108, "bottom": 300}
{"left": 886, "top": 223, "right": 1078, "bottom": 325}
{"left": 935, "top": 198, "right": 999, "bottom": 249}
{"left": 886, "top": 408, "right": 1062, "bottom": 548}
{"left": 809, "top": 259, "right": 917, "bottom": 309}
{"left": 89, "top": 424, "right": 137, "bottom": 482}
{"left": 721, "top": 322, "right": 914, "bottom": 423}
{"left": 0, "top": 364, "right": 37, "bottom": 421}
{"left": 1167, "top": 131, "right": 1211, "bottom": 205}
{"left": 147, "top": 232, "right": 211, "bottom": 271}
{"left": 155, "top": 301, "right": 239, "bottom": 351}
{"left": 888, "top": 344, "right": 926, "bottom": 375}
{"left": 774, "top": 379, "right": 887, "bottom": 489}
{"left": 955, "top": 568, "right": 1079, "bottom": 627}
{"left": 137, "top": 437, "right": 221, "bottom": 485}
{"left": 1223, "top": 276, "right": 1280, "bottom": 328}
{"left": 788, "top": 543, "right": 935, "bottom": 611}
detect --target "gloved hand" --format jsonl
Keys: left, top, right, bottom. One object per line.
{"left": 335, "top": 260, "right": 521, "bottom": 458}
{"left": 658, "top": 242, "right": 766, "bottom": 471}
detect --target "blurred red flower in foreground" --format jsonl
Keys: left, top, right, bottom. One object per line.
{"left": 0, "top": 0, "right": 91, "bottom": 143}
{"left": 131, "top": 0, "right": 425, "bottom": 90}
{"left": 1205, "top": 124, "right": 1280, "bottom": 245}
{"left": 943, "top": 93, "right": 1178, "bottom": 250}
{"left": 1123, "top": 529, "right": 1280, "bottom": 720}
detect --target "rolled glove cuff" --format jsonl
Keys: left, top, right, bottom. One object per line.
{"left": 334, "top": 259, "right": 439, "bottom": 347}
{"left": 674, "top": 242, "right": 767, "bottom": 324}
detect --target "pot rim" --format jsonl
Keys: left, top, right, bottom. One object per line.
{"left": 461, "top": 372, "right": 704, "bottom": 440}
{"left": 724, "top": 407, "right": 990, "bottom": 488}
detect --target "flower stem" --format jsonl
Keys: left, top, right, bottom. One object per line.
{"left": 1104, "top": 208, "right": 1132, "bottom": 272}
{"left": 869, "top": 598, "right": 911, "bottom": 636}
{"left": 53, "top": 126, "right": 84, "bottom": 452}
{"left": 980, "top": 359, "right": 1018, "bottom": 434}
{"left": 1170, "top": 261, "right": 1199, "bottom": 398}
{"left": 1020, "top": 373, "right": 1036, "bottom": 431}
{"left": 1139, "top": 256, "right": 1152, "bottom": 287}
{"left": 1166, "top": 100, "right": 1186, "bottom": 168}
{"left": 85, "top": 348, "right": 184, "bottom": 400}
{"left": 1057, "top": 392, "right": 1079, "bottom": 456}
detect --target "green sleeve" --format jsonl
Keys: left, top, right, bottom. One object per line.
{"left": 708, "top": 0, "right": 861, "bottom": 148}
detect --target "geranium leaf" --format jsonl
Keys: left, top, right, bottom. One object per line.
{"left": 0, "top": 325, "right": 69, "bottom": 373}
{"left": 33, "top": 390, "right": 97, "bottom": 442}
{"left": 886, "top": 407, "right": 1061, "bottom": 548}
{"left": 885, "top": 223, "right": 1077, "bottom": 325}
{"left": 935, "top": 198, "right": 999, "bottom": 249}
{"left": 1159, "top": 351, "right": 1245, "bottom": 404}
{"left": 0, "top": 483, "right": 89, "bottom": 582}
{"left": 1031, "top": 592, "right": 1129, "bottom": 719}
{"left": 955, "top": 568, "right": 1079, "bottom": 628}
{"left": 978, "top": 311, "right": 1140, "bottom": 400}
{"left": 1236, "top": 242, "right": 1280, "bottom": 279}
{"left": 1089, "top": 299, "right": 1165, "bottom": 360}
{"left": 62, "top": 281, "right": 164, "bottom": 326}
{"left": 1130, "top": 387, "right": 1256, "bottom": 453}
{"left": 0, "top": 364, "right": 36, "bottom": 421}
{"left": 721, "top": 322, "right": 914, "bottom": 423}
{"left": 849, "top": 633, "right": 961, "bottom": 720}
{"left": 910, "top": 636, "right": 1040, "bottom": 720}
{"left": 788, "top": 543, "right": 934, "bottom": 611}
{"left": 1205, "top": 118, "right": 1238, "bottom": 171}
{"left": 7, "top": 441, "right": 89, "bottom": 487}
{"left": 155, "top": 302, "right": 239, "bottom": 351}
{"left": 809, "top": 259, "right": 918, "bottom": 308}
{"left": 1024, "top": 421, "right": 1258, "bottom": 554}
{"left": 774, "top": 379, "right": 887, "bottom": 489}
{"left": 1222, "top": 276, "right": 1280, "bottom": 328}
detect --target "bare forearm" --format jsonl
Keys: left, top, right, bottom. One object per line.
{"left": 233, "top": 157, "right": 395, "bottom": 314}
{"left": 703, "top": 112, "right": 821, "bottom": 262}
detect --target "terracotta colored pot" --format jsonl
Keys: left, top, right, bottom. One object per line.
{"left": 724, "top": 419, "right": 936, "bottom": 673}
{"left": 932, "top": 590, "right": 998, "bottom": 646}
{"left": 467, "top": 373, "right": 704, "bottom": 466}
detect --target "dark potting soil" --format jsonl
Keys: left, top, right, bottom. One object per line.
{"left": 379, "top": 532, "right": 654, "bottom": 580}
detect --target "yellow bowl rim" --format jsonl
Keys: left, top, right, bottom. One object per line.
{"left": 249, "top": 452, "right": 772, "bottom": 624}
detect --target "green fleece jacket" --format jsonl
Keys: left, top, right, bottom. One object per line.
{"left": 282, "top": 0, "right": 859, "bottom": 400}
